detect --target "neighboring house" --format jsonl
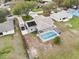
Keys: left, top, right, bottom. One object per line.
{"left": 0, "top": 20, "right": 14, "bottom": 36}
{"left": 50, "top": 10, "right": 72, "bottom": 22}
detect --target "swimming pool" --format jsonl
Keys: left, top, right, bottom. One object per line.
{"left": 39, "top": 30, "right": 59, "bottom": 42}
{"left": 67, "top": 9, "right": 79, "bottom": 17}
{"left": 72, "top": 10, "right": 79, "bottom": 17}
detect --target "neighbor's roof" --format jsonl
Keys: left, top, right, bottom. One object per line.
{"left": 0, "top": 20, "right": 14, "bottom": 32}
{"left": 50, "top": 10, "right": 72, "bottom": 21}
{"left": 34, "top": 15, "right": 54, "bottom": 31}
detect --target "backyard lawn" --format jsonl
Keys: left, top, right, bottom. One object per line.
{"left": 67, "top": 17, "right": 79, "bottom": 29}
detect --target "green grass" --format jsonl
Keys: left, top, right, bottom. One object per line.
{"left": 0, "top": 46, "right": 13, "bottom": 55}
{"left": 67, "top": 17, "right": 79, "bottom": 29}
{"left": 32, "top": 8, "right": 42, "bottom": 12}
{"left": 0, "top": 35, "right": 13, "bottom": 59}
{"left": 22, "top": 15, "right": 33, "bottom": 21}
{"left": 38, "top": 40, "right": 79, "bottom": 59}
{"left": 48, "top": 44, "right": 79, "bottom": 59}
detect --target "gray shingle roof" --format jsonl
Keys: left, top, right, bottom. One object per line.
{"left": 34, "top": 15, "right": 54, "bottom": 31}
{"left": 0, "top": 20, "right": 14, "bottom": 32}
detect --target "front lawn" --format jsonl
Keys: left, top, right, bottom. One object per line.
{"left": 22, "top": 15, "right": 33, "bottom": 21}
{"left": 67, "top": 17, "right": 79, "bottom": 29}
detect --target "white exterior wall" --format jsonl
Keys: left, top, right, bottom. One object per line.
{"left": 63, "top": 15, "right": 72, "bottom": 22}
{"left": 28, "top": 26, "right": 37, "bottom": 33}
{"left": 21, "top": 30, "right": 28, "bottom": 35}
{"left": 3, "top": 30, "right": 14, "bottom": 36}
{"left": 50, "top": 11, "right": 73, "bottom": 22}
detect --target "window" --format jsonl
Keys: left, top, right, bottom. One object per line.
{"left": 21, "top": 27, "right": 25, "bottom": 31}
{"left": 0, "top": 32, "right": 3, "bottom": 35}
{"left": 63, "top": 17, "right": 67, "bottom": 20}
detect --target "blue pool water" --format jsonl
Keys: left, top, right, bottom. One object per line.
{"left": 68, "top": 9, "right": 79, "bottom": 17}
{"left": 72, "top": 10, "right": 79, "bottom": 17}
{"left": 40, "top": 31, "right": 57, "bottom": 41}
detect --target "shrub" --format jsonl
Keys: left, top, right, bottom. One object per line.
{"left": 42, "top": 11, "right": 50, "bottom": 16}
{"left": 0, "top": 47, "right": 13, "bottom": 55}
{"left": 32, "top": 8, "right": 42, "bottom": 12}
{"left": 53, "top": 37, "right": 61, "bottom": 45}
{"left": 22, "top": 15, "right": 33, "bottom": 21}
{"left": 0, "top": 9, "right": 10, "bottom": 23}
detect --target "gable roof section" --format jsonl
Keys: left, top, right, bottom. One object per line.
{"left": 34, "top": 15, "right": 54, "bottom": 31}
{"left": 0, "top": 20, "right": 14, "bottom": 32}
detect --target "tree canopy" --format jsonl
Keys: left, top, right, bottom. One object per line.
{"left": 12, "top": 1, "right": 37, "bottom": 15}
{"left": 53, "top": 0, "right": 79, "bottom": 8}
{"left": 0, "top": 9, "right": 10, "bottom": 23}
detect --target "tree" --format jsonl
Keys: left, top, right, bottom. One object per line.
{"left": 4, "top": 0, "right": 11, "bottom": 3}
{"left": 53, "top": 0, "right": 63, "bottom": 7}
{"left": 12, "top": 1, "right": 37, "bottom": 15}
{"left": 53, "top": 37, "right": 61, "bottom": 45}
{"left": 53, "top": 0, "right": 79, "bottom": 8}
{"left": 0, "top": 9, "right": 10, "bottom": 23}
{"left": 42, "top": 2, "right": 57, "bottom": 16}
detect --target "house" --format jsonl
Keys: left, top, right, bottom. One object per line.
{"left": 25, "top": 15, "right": 56, "bottom": 33}
{"left": 33, "top": 15, "right": 59, "bottom": 42}
{"left": 25, "top": 15, "right": 59, "bottom": 42}
{"left": 50, "top": 10, "right": 72, "bottom": 22}
{"left": 0, "top": 20, "right": 14, "bottom": 36}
